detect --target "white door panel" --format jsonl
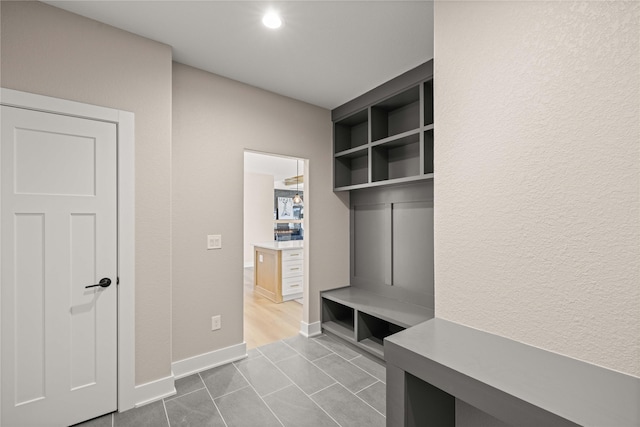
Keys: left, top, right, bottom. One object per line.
{"left": 1, "top": 106, "right": 117, "bottom": 426}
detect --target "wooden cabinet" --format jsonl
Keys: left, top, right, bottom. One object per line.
{"left": 254, "top": 242, "right": 303, "bottom": 303}
{"left": 333, "top": 60, "right": 434, "bottom": 191}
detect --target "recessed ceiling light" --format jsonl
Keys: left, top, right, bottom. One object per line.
{"left": 262, "top": 11, "right": 283, "bottom": 29}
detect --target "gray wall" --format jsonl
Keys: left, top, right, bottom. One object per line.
{"left": 1, "top": 1, "right": 173, "bottom": 385}
{"left": 172, "top": 63, "right": 350, "bottom": 363}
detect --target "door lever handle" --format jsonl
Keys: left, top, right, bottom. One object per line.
{"left": 85, "top": 278, "right": 111, "bottom": 289}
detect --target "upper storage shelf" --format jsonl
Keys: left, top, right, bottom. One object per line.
{"left": 371, "top": 86, "right": 420, "bottom": 142}
{"left": 334, "top": 109, "right": 368, "bottom": 153}
{"left": 332, "top": 60, "right": 434, "bottom": 191}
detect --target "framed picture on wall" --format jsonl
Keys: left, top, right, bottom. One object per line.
{"left": 278, "top": 197, "right": 294, "bottom": 219}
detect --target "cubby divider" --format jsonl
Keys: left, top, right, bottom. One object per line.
{"left": 424, "top": 129, "right": 434, "bottom": 175}
{"left": 332, "top": 60, "right": 434, "bottom": 191}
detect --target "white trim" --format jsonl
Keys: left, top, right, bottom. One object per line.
{"left": 299, "top": 321, "right": 322, "bottom": 338}
{"left": 244, "top": 261, "right": 254, "bottom": 269}
{"left": 172, "top": 342, "right": 247, "bottom": 379}
{"left": 134, "top": 374, "right": 176, "bottom": 407}
{"left": 116, "top": 110, "right": 136, "bottom": 411}
{"left": 0, "top": 88, "right": 137, "bottom": 411}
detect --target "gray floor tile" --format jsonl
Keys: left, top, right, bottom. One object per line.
{"left": 114, "top": 400, "right": 169, "bottom": 427}
{"left": 283, "top": 335, "right": 333, "bottom": 361}
{"left": 246, "top": 348, "right": 261, "bottom": 359}
{"left": 276, "top": 354, "right": 336, "bottom": 395}
{"left": 257, "top": 340, "right": 298, "bottom": 363}
{"left": 215, "top": 386, "right": 282, "bottom": 427}
{"left": 200, "top": 363, "right": 249, "bottom": 399}
{"left": 165, "top": 388, "right": 226, "bottom": 427}
{"left": 311, "top": 383, "right": 385, "bottom": 427}
{"left": 73, "top": 413, "right": 113, "bottom": 427}
{"left": 165, "top": 374, "right": 205, "bottom": 401}
{"left": 314, "top": 335, "right": 361, "bottom": 360}
{"left": 314, "top": 353, "right": 377, "bottom": 393}
{"left": 235, "top": 355, "right": 292, "bottom": 396}
{"left": 263, "top": 385, "right": 339, "bottom": 427}
{"left": 350, "top": 354, "right": 386, "bottom": 383}
{"left": 356, "top": 381, "right": 386, "bottom": 416}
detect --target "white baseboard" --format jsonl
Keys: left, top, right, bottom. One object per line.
{"left": 135, "top": 374, "right": 176, "bottom": 407}
{"left": 300, "top": 321, "right": 322, "bottom": 338}
{"left": 172, "top": 342, "right": 247, "bottom": 379}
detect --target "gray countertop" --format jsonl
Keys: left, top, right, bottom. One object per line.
{"left": 253, "top": 241, "right": 303, "bottom": 251}
{"left": 385, "top": 318, "right": 640, "bottom": 427}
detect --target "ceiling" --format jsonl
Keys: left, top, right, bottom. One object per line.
{"left": 44, "top": 1, "right": 434, "bottom": 109}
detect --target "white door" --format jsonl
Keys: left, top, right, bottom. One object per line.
{"left": 1, "top": 106, "right": 118, "bottom": 426}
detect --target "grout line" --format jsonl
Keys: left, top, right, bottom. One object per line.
{"left": 313, "top": 352, "right": 334, "bottom": 363}
{"left": 199, "top": 372, "right": 229, "bottom": 427}
{"left": 353, "top": 387, "right": 386, "bottom": 418}
{"left": 354, "top": 380, "right": 379, "bottom": 395}
{"left": 307, "top": 382, "right": 338, "bottom": 397}
{"left": 261, "top": 383, "right": 295, "bottom": 399}
{"left": 234, "top": 354, "right": 264, "bottom": 366}
{"left": 163, "top": 385, "right": 206, "bottom": 402}
{"left": 231, "top": 362, "right": 285, "bottom": 427}
{"left": 271, "top": 352, "right": 300, "bottom": 364}
{"left": 263, "top": 350, "right": 342, "bottom": 427}
{"left": 345, "top": 356, "right": 384, "bottom": 381}
{"left": 161, "top": 398, "right": 171, "bottom": 427}
{"left": 280, "top": 340, "right": 304, "bottom": 358}
{"left": 313, "top": 335, "right": 360, "bottom": 361}
{"left": 280, "top": 337, "right": 336, "bottom": 363}
{"left": 210, "top": 384, "right": 252, "bottom": 401}
{"left": 310, "top": 352, "right": 381, "bottom": 407}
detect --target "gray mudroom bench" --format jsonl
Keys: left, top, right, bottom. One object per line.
{"left": 385, "top": 318, "right": 640, "bottom": 427}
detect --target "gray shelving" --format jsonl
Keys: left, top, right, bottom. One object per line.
{"left": 371, "top": 86, "right": 420, "bottom": 142}
{"left": 334, "top": 148, "right": 368, "bottom": 188}
{"left": 332, "top": 60, "right": 434, "bottom": 192}
{"left": 372, "top": 130, "right": 421, "bottom": 182}
{"left": 321, "top": 286, "right": 433, "bottom": 359}
{"left": 334, "top": 109, "right": 368, "bottom": 153}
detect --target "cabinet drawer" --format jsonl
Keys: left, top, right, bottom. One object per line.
{"left": 282, "top": 276, "right": 303, "bottom": 295}
{"left": 281, "top": 249, "right": 303, "bottom": 261}
{"left": 282, "top": 260, "right": 303, "bottom": 278}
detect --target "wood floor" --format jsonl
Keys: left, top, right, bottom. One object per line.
{"left": 243, "top": 267, "right": 302, "bottom": 349}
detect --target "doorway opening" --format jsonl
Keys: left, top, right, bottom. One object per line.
{"left": 243, "top": 151, "right": 307, "bottom": 349}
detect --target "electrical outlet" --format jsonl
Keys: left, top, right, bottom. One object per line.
{"left": 207, "top": 234, "right": 222, "bottom": 250}
{"left": 211, "top": 315, "right": 221, "bottom": 331}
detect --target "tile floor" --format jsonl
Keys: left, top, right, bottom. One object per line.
{"left": 78, "top": 334, "right": 386, "bottom": 427}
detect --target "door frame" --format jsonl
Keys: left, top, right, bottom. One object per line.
{"left": 0, "top": 88, "right": 137, "bottom": 413}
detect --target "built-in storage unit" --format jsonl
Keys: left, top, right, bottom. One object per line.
{"left": 321, "top": 287, "right": 433, "bottom": 359}
{"left": 254, "top": 241, "right": 303, "bottom": 303}
{"left": 324, "top": 61, "right": 435, "bottom": 360}
{"left": 385, "top": 319, "right": 640, "bottom": 427}
{"left": 332, "top": 61, "right": 434, "bottom": 191}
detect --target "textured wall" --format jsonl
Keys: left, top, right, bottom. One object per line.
{"left": 172, "top": 63, "right": 349, "bottom": 362}
{"left": 434, "top": 0, "right": 639, "bottom": 379}
{"left": 1, "top": 1, "right": 173, "bottom": 385}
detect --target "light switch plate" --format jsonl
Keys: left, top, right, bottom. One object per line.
{"left": 207, "top": 234, "right": 222, "bottom": 250}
